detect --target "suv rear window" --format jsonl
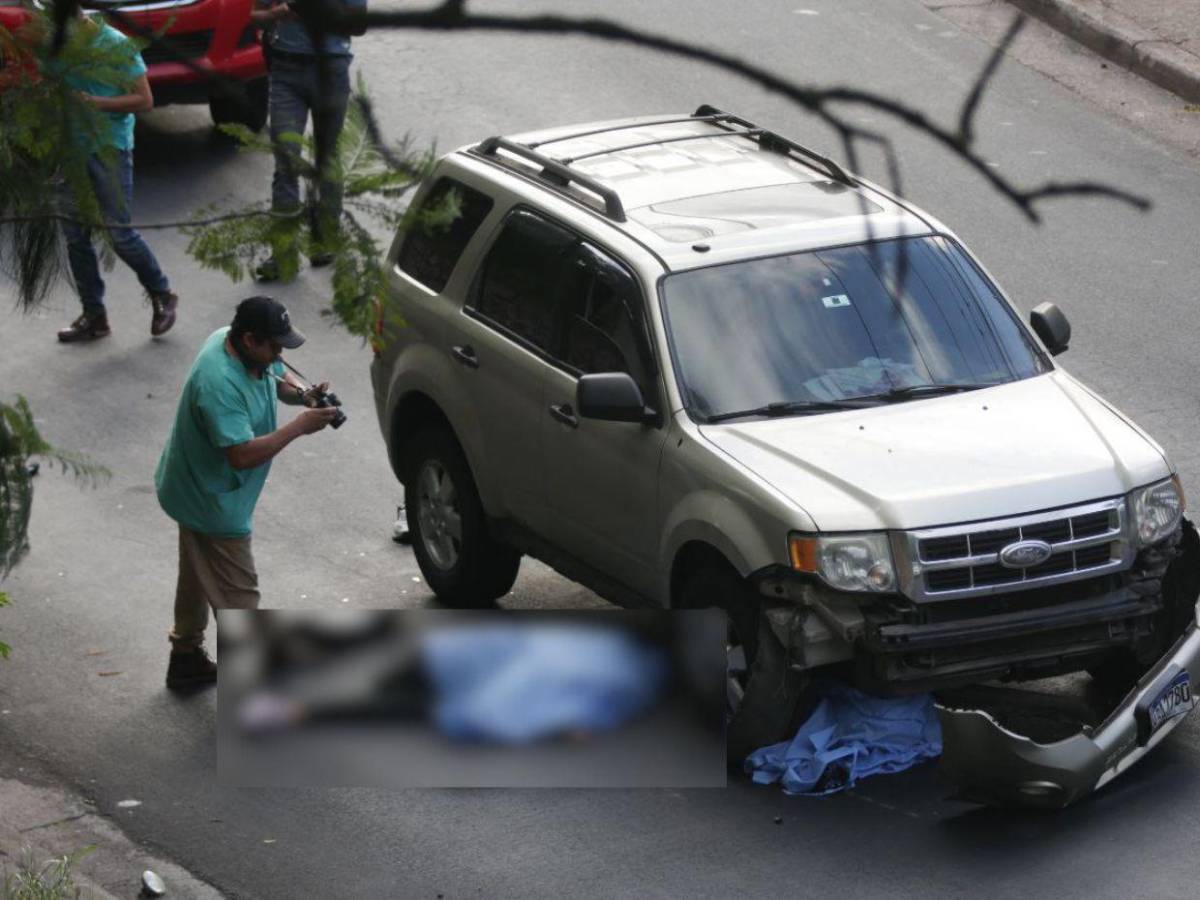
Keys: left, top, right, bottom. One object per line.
{"left": 396, "top": 178, "right": 493, "bottom": 293}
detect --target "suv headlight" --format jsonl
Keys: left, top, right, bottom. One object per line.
{"left": 1130, "top": 476, "right": 1185, "bottom": 547}
{"left": 789, "top": 532, "right": 896, "bottom": 593}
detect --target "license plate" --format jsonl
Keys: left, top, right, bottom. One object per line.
{"left": 1138, "top": 668, "right": 1195, "bottom": 744}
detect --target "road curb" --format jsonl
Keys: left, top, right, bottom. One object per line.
{"left": 1009, "top": 0, "right": 1200, "bottom": 104}
{"left": 0, "top": 777, "right": 222, "bottom": 899}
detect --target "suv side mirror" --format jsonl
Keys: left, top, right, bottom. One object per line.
{"left": 1030, "top": 302, "right": 1071, "bottom": 356}
{"left": 577, "top": 373, "right": 658, "bottom": 425}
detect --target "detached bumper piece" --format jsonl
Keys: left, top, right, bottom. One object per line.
{"left": 936, "top": 617, "right": 1200, "bottom": 809}
{"left": 935, "top": 521, "right": 1200, "bottom": 808}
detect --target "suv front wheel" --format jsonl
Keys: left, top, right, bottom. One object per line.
{"left": 405, "top": 427, "right": 521, "bottom": 607}
{"left": 679, "top": 562, "right": 809, "bottom": 765}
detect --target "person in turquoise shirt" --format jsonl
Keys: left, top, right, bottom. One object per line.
{"left": 156, "top": 297, "right": 339, "bottom": 689}
{"left": 50, "top": 8, "right": 180, "bottom": 343}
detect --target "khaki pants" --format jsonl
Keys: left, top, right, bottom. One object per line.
{"left": 169, "top": 526, "right": 260, "bottom": 649}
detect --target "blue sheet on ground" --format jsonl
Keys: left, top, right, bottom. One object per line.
{"left": 745, "top": 680, "right": 942, "bottom": 795}
{"left": 421, "top": 625, "right": 668, "bottom": 744}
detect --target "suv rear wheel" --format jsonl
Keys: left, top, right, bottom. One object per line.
{"left": 679, "top": 561, "right": 808, "bottom": 765}
{"left": 405, "top": 427, "right": 521, "bottom": 607}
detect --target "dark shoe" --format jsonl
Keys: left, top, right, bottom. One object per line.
{"left": 150, "top": 290, "right": 179, "bottom": 337}
{"left": 57, "top": 311, "right": 111, "bottom": 343}
{"left": 309, "top": 251, "right": 335, "bottom": 268}
{"left": 166, "top": 646, "right": 218, "bottom": 690}
{"left": 255, "top": 258, "right": 281, "bottom": 283}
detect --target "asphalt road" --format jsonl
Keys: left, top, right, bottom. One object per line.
{"left": 3, "top": 0, "right": 1200, "bottom": 896}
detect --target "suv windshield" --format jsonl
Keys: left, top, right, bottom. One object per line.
{"left": 661, "top": 236, "right": 1050, "bottom": 421}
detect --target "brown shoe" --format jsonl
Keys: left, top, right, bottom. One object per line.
{"left": 150, "top": 291, "right": 179, "bottom": 337}
{"left": 166, "top": 646, "right": 217, "bottom": 690}
{"left": 57, "top": 310, "right": 111, "bottom": 343}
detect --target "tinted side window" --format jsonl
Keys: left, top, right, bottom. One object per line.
{"left": 561, "top": 245, "right": 652, "bottom": 390}
{"left": 396, "top": 178, "right": 494, "bottom": 293}
{"left": 473, "top": 210, "right": 577, "bottom": 352}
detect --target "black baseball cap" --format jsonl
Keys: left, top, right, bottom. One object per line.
{"left": 231, "top": 296, "right": 306, "bottom": 349}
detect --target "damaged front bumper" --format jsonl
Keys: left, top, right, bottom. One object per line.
{"left": 937, "top": 600, "right": 1200, "bottom": 808}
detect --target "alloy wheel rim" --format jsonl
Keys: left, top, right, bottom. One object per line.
{"left": 416, "top": 460, "right": 463, "bottom": 570}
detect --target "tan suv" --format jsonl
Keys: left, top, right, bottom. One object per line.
{"left": 371, "top": 108, "right": 1199, "bottom": 782}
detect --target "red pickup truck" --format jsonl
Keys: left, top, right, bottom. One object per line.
{"left": 0, "top": 0, "right": 267, "bottom": 130}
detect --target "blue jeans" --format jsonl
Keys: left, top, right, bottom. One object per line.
{"left": 268, "top": 54, "right": 351, "bottom": 242}
{"left": 60, "top": 150, "right": 170, "bottom": 315}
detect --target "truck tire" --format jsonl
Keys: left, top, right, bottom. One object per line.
{"left": 679, "top": 562, "right": 808, "bottom": 766}
{"left": 209, "top": 78, "right": 269, "bottom": 132}
{"left": 404, "top": 426, "right": 521, "bottom": 608}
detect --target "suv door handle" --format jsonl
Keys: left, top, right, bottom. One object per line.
{"left": 549, "top": 403, "right": 579, "bottom": 429}
{"left": 450, "top": 345, "right": 479, "bottom": 369}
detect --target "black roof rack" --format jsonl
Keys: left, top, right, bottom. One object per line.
{"left": 472, "top": 136, "right": 627, "bottom": 222}
{"left": 692, "top": 104, "right": 853, "bottom": 186}
{"left": 527, "top": 113, "right": 733, "bottom": 149}
{"left": 559, "top": 128, "right": 765, "bottom": 164}
{"left": 470, "top": 107, "right": 853, "bottom": 226}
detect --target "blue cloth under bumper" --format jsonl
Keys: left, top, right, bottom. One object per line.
{"left": 746, "top": 680, "right": 942, "bottom": 795}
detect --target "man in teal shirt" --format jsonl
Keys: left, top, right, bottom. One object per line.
{"left": 52, "top": 7, "right": 180, "bottom": 343}
{"left": 156, "top": 297, "right": 338, "bottom": 688}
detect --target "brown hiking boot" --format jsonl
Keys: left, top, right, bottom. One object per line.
{"left": 150, "top": 291, "right": 179, "bottom": 337}
{"left": 166, "top": 646, "right": 217, "bottom": 690}
{"left": 57, "top": 310, "right": 111, "bottom": 343}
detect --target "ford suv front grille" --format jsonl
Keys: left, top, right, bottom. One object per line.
{"left": 895, "top": 498, "right": 1133, "bottom": 602}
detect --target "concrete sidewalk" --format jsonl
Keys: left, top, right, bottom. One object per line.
{"left": 0, "top": 776, "right": 221, "bottom": 899}
{"left": 1009, "top": 0, "right": 1200, "bottom": 104}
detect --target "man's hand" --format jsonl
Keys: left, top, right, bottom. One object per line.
{"left": 225, "top": 405, "right": 339, "bottom": 469}
{"left": 301, "top": 381, "right": 330, "bottom": 408}
{"left": 250, "top": 2, "right": 297, "bottom": 25}
{"left": 295, "top": 406, "right": 339, "bottom": 434}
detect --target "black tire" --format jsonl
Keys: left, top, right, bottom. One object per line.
{"left": 209, "top": 78, "right": 269, "bottom": 132}
{"left": 678, "top": 561, "right": 809, "bottom": 766}
{"left": 404, "top": 427, "right": 521, "bottom": 608}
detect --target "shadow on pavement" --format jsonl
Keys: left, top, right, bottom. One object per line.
{"left": 133, "top": 108, "right": 243, "bottom": 175}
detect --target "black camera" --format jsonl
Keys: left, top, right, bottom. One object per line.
{"left": 309, "top": 386, "right": 347, "bottom": 429}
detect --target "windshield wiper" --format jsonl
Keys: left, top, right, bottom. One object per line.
{"left": 704, "top": 398, "right": 876, "bottom": 424}
{"left": 850, "top": 382, "right": 996, "bottom": 403}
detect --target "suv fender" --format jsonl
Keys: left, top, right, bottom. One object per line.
{"left": 387, "top": 369, "right": 499, "bottom": 516}
{"left": 660, "top": 491, "right": 780, "bottom": 604}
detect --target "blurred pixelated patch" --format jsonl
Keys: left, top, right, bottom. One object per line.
{"left": 216, "top": 609, "right": 726, "bottom": 787}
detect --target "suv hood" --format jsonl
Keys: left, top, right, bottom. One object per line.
{"left": 698, "top": 372, "right": 1170, "bottom": 532}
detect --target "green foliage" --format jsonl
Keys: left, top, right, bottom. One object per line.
{"left": 2, "top": 844, "right": 97, "bottom": 899}
{"left": 186, "top": 73, "right": 455, "bottom": 344}
{"left": 0, "top": 397, "right": 106, "bottom": 660}
{"left": 0, "top": 9, "right": 150, "bottom": 311}
{"left": 0, "top": 397, "right": 108, "bottom": 580}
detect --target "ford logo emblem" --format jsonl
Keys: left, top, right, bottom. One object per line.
{"left": 998, "top": 540, "right": 1053, "bottom": 569}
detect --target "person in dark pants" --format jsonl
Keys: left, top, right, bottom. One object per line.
{"left": 250, "top": 0, "right": 367, "bottom": 281}
{"left": 53, "top": 7, "right": 179, "bottom": 343}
